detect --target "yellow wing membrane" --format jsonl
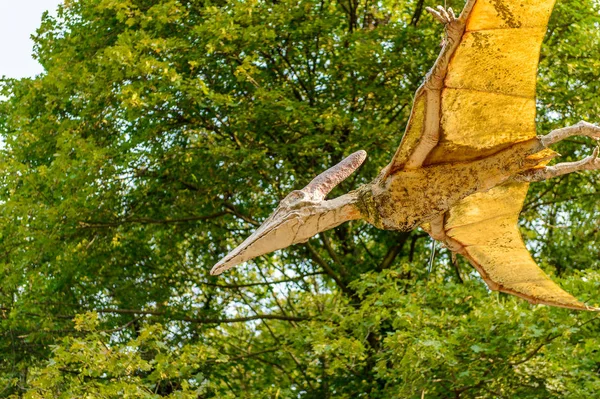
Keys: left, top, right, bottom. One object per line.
{"left": 388, "top": 0, "right": 555, "bottom": 170}
{"left": 425, "top": 0, "right": 556, "bottom": 165}
{"left": 444, "top": 182, "right": 591, "bottom": 310}
{"left": 402, "top": 0, "right": 594, "bottom": 309}
{"left": 432, "top": 0, "right": 594, "bottom": 308}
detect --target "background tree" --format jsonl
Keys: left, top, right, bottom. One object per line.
{"left": 0, "top": 0, "right": 598, "bottom": 397}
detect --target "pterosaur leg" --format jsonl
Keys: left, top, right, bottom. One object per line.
{"left": 514, "top": 121, "right": 600, "bottom": 182}
{"left": 539, "top": 121, "right": 600, "bottom": 147}
{"left": 515, "top": 146, "right": 600, "bottom": 182}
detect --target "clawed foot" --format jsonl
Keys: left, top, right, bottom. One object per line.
{"left": 426, "top": 5, "right": 463, "bottom": 45}
{"left": 513, "top": 121, "right": 600, "bottom": 182}
{"left": 515, "top": 140, "right": 600, "bottom": 183}
{"left": 426, "top": 5, "right": 457, "bottom": 25}
{"left": 580, "top": 123, "right": 600, "bottom": 169}
{"left": 583, "top": 145, "right": 600, "bottom": 169}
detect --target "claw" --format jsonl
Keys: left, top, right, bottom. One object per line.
{"left": 583, "top": 146, "right": 600, "bottom": 168}
{"left": 448, "top": 7, "right": 456, "bottom": 19}
{"left": 437, "top": 5, "right": 449, "bottom": 21}
{"left": 426, "top": 6, "right": 447, "bottom": 24}
{"left": 426, "top": 5, "right": 457, "bottom": 25}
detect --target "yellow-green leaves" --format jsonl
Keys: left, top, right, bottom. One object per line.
{"left": 1, "top": 0, "right": 600, "bottom": 397}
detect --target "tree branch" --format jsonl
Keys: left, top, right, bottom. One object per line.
{"left": 78, "top": 212, "right": 228, "bottom": 228}
{"left": 203, "top": 272, "right": 325, "bottom": 289}
{"left": 223, "top": 202, "right": 260, "bottom": 226}
{"left": 409, "top": 233, "right": 428, "bottom": 262}
{"left": 410, "top": 0, "right": 426, "bottom": 26}
{"left": 305, "top": 242, "right": 354, "bottom": 297}
{"left": 510, "top": 316, "right": 600, "bottom": 366}
{"left": 93, "top": 309, "right": 310, "bottom": 324}
{"left": 321, "top": 232, "right": 350, "bottom": 279}
{"left": 377, "top": 232, "right": 410, "bottom": 271}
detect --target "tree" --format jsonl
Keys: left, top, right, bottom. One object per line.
{"left": 0, "top": 0, "right": 598, "bottom": 397}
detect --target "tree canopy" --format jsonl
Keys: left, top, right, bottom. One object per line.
{"left": 0, "top": 0, "right": 599, "bottom": 397}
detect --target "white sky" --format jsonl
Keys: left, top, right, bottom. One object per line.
{"left": 0, "top": 0, "right": 64, "bottom": 79}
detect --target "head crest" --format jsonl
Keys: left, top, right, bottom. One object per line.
{"left": 304, "top": 150, "right": 367, "bottom": 200}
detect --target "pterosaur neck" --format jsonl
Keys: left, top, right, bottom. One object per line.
{"left": 321, "top": 190, "right": 363, "bottom": 225}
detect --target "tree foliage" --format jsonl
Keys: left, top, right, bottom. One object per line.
{"left": 0, "top": 0, "right": 599, "bottom": 397}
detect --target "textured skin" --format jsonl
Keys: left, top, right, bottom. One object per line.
{"left": 363, "top": 139, "right": 544, "bottom": 230}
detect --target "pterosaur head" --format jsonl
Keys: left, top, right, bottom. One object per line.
{"left": 210, "top": 150, "right": 367, "bottom": 275}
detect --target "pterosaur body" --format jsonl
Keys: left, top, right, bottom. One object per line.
{"left": 212, "top": 0, "right": 600, "bottom": 310}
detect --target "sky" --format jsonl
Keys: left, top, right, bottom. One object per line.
{"left": 0, "top": 0, "right": 64, "bottom": 79}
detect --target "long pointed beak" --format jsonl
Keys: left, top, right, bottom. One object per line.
{"left": 210, "top": 215, "right": 297, "bottom": 275}
{"left": 210, "top": 151, "right": 367, "bottom": 276}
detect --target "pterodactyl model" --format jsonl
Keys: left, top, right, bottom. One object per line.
{"left": 212, "top": 0, "right": 600, "bottom": 310}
